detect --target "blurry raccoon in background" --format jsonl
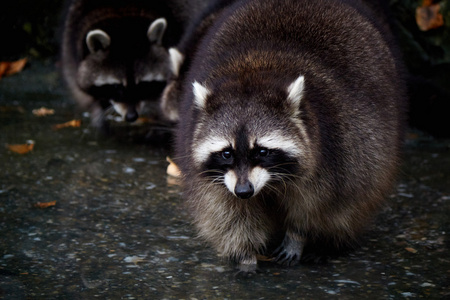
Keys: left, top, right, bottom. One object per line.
{"left": 175, "top": 0, "right": 407, "bottom": 273}
{"left": 160, "top": 0, "right": 235, "bottom": 123}
{"left": 61, "top": 0, "right": 210, "bottom": 130}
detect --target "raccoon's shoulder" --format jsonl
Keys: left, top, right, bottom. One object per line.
{"left": 161, "top": 0, "right": 240, "bottom": 122}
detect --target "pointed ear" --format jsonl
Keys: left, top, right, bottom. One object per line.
{"left": 86, "top": 29, "right": 111, "bottom": 53}
{"left": 287, "top": 75, "right": 305, "bottom": 110}
{"left": 148, "top": 18, "right": 167, "bottom": 45}
{"left": 169, "top": 48, "right": 184, "bottom": 77}
{"left": 192, "top": 81, "right": 210, "bottom": 109}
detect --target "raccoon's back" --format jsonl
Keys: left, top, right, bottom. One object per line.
{"left": 178, "top": 0, "right": 407, "bottom": 171}
{"left": 200, "top": 0, "right": 404, "bottom": 94}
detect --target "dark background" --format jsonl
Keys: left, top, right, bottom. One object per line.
{"left": 0, "top": 0, "right": 449, "bottom": 137}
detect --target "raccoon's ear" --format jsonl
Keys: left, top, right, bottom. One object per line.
{"left": 192, "top": 81, "right": 211, "bottom": 109}
{"left": 148, "top": 18, "right": 167, "bottom": 45}
{"left": 169, "top": 48, "right": 184, "bottom": 77}
{"left": 86, "top": 29, "right": 111, "bottom": 53}
{"left": 287, "top": 75, "right": 305, "bottom": 111}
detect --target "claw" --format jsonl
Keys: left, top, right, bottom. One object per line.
{"left": 272, "top": 231, "right": 304, "bottom": 266}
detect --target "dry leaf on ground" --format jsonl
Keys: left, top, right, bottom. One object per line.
{"left": 135, "top": 117, "right": 156, "bottom": 124}
{"left": 34, "top": 201, "right": 57, "bottom": 208}
{"left": 52, "top": 119, "right": 81, "bottom": 130}
{"left": 0, "top": 58, "right": 27, "bottom": 79}
{"left": 6, "top": 140, "right": 35, "bottom": 154}
{"left": 405, "top": 247, "right": 418, "bottom": 254}
{"left": 0, "top": 106, "right": 25, "bottom": 114}
{"left": 166, "top": 156, "right": 182, "bottom": 178}
{"left": 256, "top": 254, "right": 273, "bottom": 262}
{"left": 32, "top": 107, "right": 55, "bottom": 117}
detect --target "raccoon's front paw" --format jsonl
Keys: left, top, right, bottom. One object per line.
{"left": 273, "top": 232, "right": 305, "bottom": 266}
{"left": 235, "top": 255, "right": 258, "bottom": 276}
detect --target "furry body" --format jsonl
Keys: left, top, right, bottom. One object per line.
{"left": 175, "top": 0, "right": 407, "bottom": 271}
{"left": 61, "top": 0, "right": 209, "bottom": 128}
{"left": 160, "top": 0, "right": 236, "bottom": 122}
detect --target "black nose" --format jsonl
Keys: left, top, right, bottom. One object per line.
{"left": 234, "top": 182, "right": 254, "bottom": 199}
{"left": 125, "top": 107, "right": 138, "bottom": 122}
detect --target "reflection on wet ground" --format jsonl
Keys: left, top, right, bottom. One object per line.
{"left": 0, "top": 62, "right": 449, "bottom": 299}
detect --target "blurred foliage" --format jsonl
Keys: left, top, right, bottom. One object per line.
{"left": 0, "top": 0, "right": 65, "bottom": 61}
{"left": 390, "top": 0, "right": 450, "bottom": 74}
{"left": 0, "top": 0, "right": 448, "bottom": 74}
{"left": 389, "top": 0, "right": 450, "bottom": 137}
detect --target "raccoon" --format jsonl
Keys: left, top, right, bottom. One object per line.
{"left": 61, "top": 0, "right": 210, "bottom": 129}
{"left": 160, "top": 0, "right": 236, "bottom": 122}
{"left": 175, "top": 0, "right": 407, "bottom": 272}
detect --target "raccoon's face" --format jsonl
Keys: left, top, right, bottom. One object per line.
{"left": 190, "top": 76, "right": 311, "bottom": 199}
{"left": 77, "top": 18, "right": 170, "bottom": 122}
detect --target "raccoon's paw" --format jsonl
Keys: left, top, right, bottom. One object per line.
{"left": 273, "top": 232, "right": 305, "bottom": 267}
{"left": 234, "top": 256, "right": 258, "bottom": 276}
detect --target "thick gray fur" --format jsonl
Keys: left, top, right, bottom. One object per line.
{"left": 175, "top": 0, "right": 407, "bottom": 272}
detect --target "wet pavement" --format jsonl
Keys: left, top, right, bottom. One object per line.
{"left": 0, "top": 61, "right": 449, "bottom": 299}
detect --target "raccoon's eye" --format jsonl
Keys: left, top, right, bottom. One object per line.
{"left": 222, "top": 150, "right": 232, "bottom": 160}
{"left": 258, "top": 148, "right": 269, "bottom": 157}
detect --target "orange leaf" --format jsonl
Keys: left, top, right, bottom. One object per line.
{"left": 6, "top": 140, "right": 35, "bottom": 154}
{"left": 34, "top": 201, "right": 56, "bottom": 208}
{"left": 135, "top": 117, "right": 156, "bottom": 124}
{"left": 32, "top": 107, "right": 55, "bottom": 117}
{"left": 52, "top": 119, "right": 81, "bottom": 130}
{"left": 256, "top": 254, "right": 273, "bottom": 262}
{"left": 166, "top": 156, "right": 182, "bottom": 178}
{"left": 0, "top": 58, "right": 27, "bottom": 79}
{"left": 0, "top": 106, "right": 25, "bottom": 114}
{"left": 0, "top": 63, "right": 7, "bottom": 78}
{"left": 405, "top": 247, "right": 418, "bottom": 254}
{"left": 416, "top": 3, "right": 444, "bottom": 31}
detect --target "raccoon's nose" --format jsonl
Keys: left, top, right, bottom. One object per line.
{"left": 125, "top": 107, "right": 138, "bottom": 122}
{"left": 235, "top": 182, "right": 254, "bottom": 199}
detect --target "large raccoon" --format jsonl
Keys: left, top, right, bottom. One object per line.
{"left": 175, "top": 0, "right": 407, "bottom": 272}
{"left": 61, "top": 0, "right": 210, "bottom": 129}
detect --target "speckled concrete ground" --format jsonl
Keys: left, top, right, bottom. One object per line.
{"left": 0, "top": 62, "right": 449, "bottom": 299}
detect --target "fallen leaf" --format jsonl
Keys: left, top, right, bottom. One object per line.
{"left": 0, "top": 58, "right": 27, "bottom": 79}
{"left": 166, "top": 156, "right": 182, "bottom": 178}
{"left": 405, "top": 247, "right": 418, "bottom": 254}
{"left": 6, "top": 140, "right": 35, "bottom": 154}
{"left": 416, "top": 2, "right": 444, "bottom": 31}
{"left": 34, "top": 201, "right": 56, "bottom": 208}
{"left": 256, "top": 254, "right": 273, "bottom": 262}
{"left": 135, "top": 117, "right": 156, "bottom": 124}
{"left": 0, "top": 63, "right": 6, "bottom": 77}
{"left": 0, "top": 106, "right": 25, "bottom": 114}
{"left": 52, "top": 119, "right": 81, "bottom": 130}
{"left": 32, "top": 107, "right": 55, "bottom": 117}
